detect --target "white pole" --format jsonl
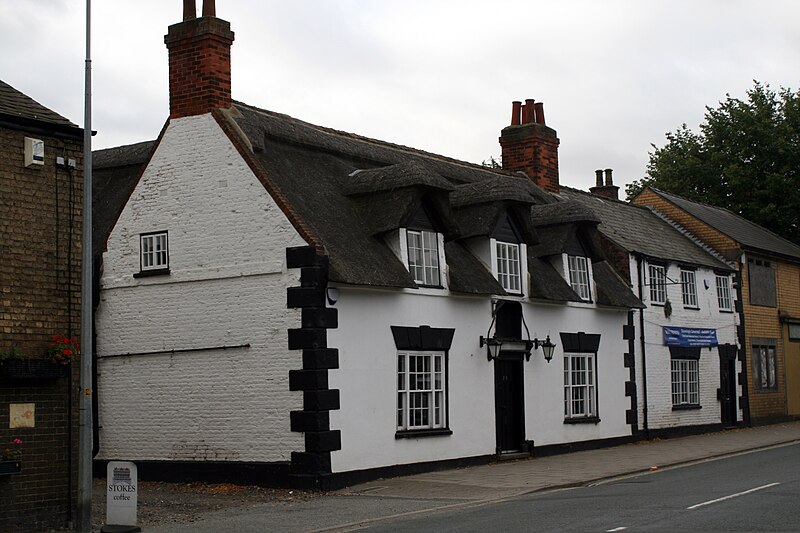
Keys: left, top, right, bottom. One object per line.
{"left": 77, "top": 0, "right": 93, "bottom": 530}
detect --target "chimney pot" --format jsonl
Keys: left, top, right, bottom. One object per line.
{"left": 523, "top": 99, "right": 535, "bottom": 124}
{"left": 183, "top": 0, "right": 197, "bottom": 20}
{"left": 533, "top": 102, "right": 545, "bottom": 125}
{"left": 595, "top": 169, "right": 604, "bottom": 187}
{"left": 202, "top": 0, "right": 216, "bottom": 17}
{"left": 511, "top": 101, "right": 522, "bottom": 126}
{"left": 604, "top": 168, "right": 613, "bottom": 186}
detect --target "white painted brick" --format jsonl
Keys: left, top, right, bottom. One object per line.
{"left": 96, "top": 114, "right": 307, "bottom": 462}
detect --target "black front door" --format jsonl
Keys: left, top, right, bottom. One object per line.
{"left": 719, "top": 346, "right": 737, "bottom": 426}
{"left": 495, "top": 356, "right": 525, "bottom": 453}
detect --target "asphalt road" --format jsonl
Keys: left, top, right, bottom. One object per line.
{"left": 358, "top": 443, "right": 800, "bottom": 533}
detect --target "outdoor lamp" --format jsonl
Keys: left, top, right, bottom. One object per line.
{"left": 531, "top": 335, "right": 556, "bottom": 362}
{"left": 479, "top": 335, "right": 503, "bottom": 361}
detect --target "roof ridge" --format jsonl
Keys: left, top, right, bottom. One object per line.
{"left": 644, "top": 205, "right": 736, "bottom": 269}
{"left": 232, "top": 100, "right": 524, "bottom": 178}
{"left": 650, "top": 186, "right": 800, "bottom": 251}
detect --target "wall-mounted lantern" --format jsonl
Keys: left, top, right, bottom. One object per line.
{"left": 479, "top": 299, "right": 557, "bottom": 362}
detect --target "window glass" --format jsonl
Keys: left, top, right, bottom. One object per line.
{"left": 140, "top": 232, "right": 168, "bottom": 271}
{"left": 568, "top": 255, "right": 591, "bottom": 301}
{"left": 671, "top": 359, "right": 699, "bottom": 405}
{"left": 681, "top": 269, "right": 698, "bottom": 308}
{"left": 716, "top": 275, "right": 733, "bottom": 311}
{"left": 563, "top": 353, "right": 596, "bottom": 418}
{"left": 748, "top": 259, "right": 776, "bottom": 307}
{"left": 648, "top": 264, "right": 666, "bottom": 304}
{"left": 496, "top": 241, "right": 521, "bottom": 293}
{"left": 789, "top": 324, "right": 800, "bottom": 341}
{"left": 407, "top": 229, "right": 440, "bottom": 286}
{"left": 752, "top": 343, "right": 778, "bottom": 390}
{"left": 397, "top": 351, "right": 446, "bottom": 430}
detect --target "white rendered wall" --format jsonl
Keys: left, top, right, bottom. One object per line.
{"left": 96, "top": 114, "right": 307, "bottom": 462}
{"left": 328, "top": 287, "right": 631, "bottom": 473}
{"left": 630, "top": 256, "right": 742, "bottom": 430}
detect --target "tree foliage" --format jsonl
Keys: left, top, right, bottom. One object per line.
{"left": 627, "top": 82, "right": 800, "bottom": 244}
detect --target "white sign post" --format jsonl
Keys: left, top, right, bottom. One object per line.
{"left": 104, "top": 461, "right": 140, "bottom": 532}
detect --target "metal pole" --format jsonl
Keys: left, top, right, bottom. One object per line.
{"left": 77, "top": 0, "right": 93, "bottom": 530}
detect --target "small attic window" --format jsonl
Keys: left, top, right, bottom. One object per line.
{"left": 564, "top": 235, "right": 593, "bottom": 302}
{"left": 405, "top": 205, "right": 442, "bottom": 287}
{"left": 134, "top": 231, "right": 170, "bottom": 277}
{"left": 491, "top": 214, "right": 523, "bottom": 294}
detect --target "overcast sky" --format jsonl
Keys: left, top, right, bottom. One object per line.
{"left": 2, "top": 0, "right": 799, "bottom": 192}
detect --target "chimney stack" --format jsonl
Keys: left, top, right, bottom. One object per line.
{"left": 499, "top": 98, "right": 560, "bottom": 193}
{"left": 165, "top": 0, "right": 235, "bottom": 119}
{"left": 590, "top": 168, "right": 620, "bottom": 200}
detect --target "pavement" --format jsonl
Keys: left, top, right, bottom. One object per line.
{"left": 144, "top": 421, "right": 800, "bottom": 532}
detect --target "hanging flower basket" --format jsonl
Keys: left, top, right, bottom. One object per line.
{"left": 0, "top": 359, "right": 69, "bottom": 380}
{"left": 0, "top": 460, "right": 21, "bottom": 476}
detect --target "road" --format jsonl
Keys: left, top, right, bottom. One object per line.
{"left": 356, "top": 443, "right": 799, "bottom": 532}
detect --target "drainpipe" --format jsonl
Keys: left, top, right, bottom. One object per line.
{"left": 636, "top": 254, "right": 650, "bottom": 437}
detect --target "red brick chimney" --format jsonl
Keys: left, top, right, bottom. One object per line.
{"left": 165, "top": 0, "right": 235, "bottom": 119}
{"left": 499, "top": 99, "right": 560, "bottom": 193}
{"left": 590, "top": 168, "right": 620, "bottom": 200}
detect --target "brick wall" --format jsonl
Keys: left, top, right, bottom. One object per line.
{"left": 0, "top": 124, "right": 82, "bottom": 532}
{"left": 165, "top": 16, "right": 234, "bottom": 119}
{"left": 634, "top": 189, "right": 798, "bottom": 423}
{"left": 499, "top": 100, "right": 560, "bottom": 193}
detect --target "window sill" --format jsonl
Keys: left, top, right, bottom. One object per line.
{"left": 650, "top": 302, "right": 665, "bottom": 307}
{"left": 754, "top": 387, "right": 779, "bottom": 393}
{"left": 395, "top": 428, "right": 452, "bottom": 439}
{"left": 683, "top": 306, "right": 700, "bottom": 311}
{"left": 134, "top": 268, "right": 171, "bottom": 278}
{"left": 672, "top": 404, "right": 701, "bottom": 411}
{"left": 563, "top": 416, "right": 600, "bottom": 425}
{"left": 719, "top": 309, "right": 734, "bottom": 314}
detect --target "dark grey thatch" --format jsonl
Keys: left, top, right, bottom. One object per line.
{"left": 91, "top": 100, "right": 642, "bottom": 308}
{"left": 445, "top": 242, "right": 507, "bottom": 295}
{"left": 529, "top": 200, "right": 600, "bottom": 227}
{"left": 0, "top": 79, "right": 80, "bottom": 134}
{"left": 450, "top": 176, "right": 547, "bottom": 207}
{"left": 528, "top": 255, "right": 583, "bottom": 303}
{"left": 343, "top": 160, "right": 454, "bottom": 196}
{"left": 93, "top": 140, "right": 155, "bottom": 254}
{"left": 593, "top": 261, "right": 645, "bottom": 309}
{"left": 647, "top": 188, "right": 800, "bottom": 262}
{"left": 561, "top": 187, "right": 732, "bottom": 271}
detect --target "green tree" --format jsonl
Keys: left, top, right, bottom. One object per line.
{"left": 627, "top": 82, "right": 800, "bottom": 244}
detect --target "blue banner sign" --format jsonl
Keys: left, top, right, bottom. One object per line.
{"left": 663, "top": 326, "right": 718, "bottom": 347}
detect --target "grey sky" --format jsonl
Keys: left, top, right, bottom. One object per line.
{"left": 2, "top": 0, "right": 799, "bottom": 192}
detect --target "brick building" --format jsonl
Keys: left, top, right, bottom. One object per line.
{"left": 635, "top": 187, "right": 800, "bottom": 424}
{"left": 0, "top": 79, "right": 83, "bottom": 531}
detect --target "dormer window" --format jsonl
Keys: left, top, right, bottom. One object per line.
{"left": 491, "top": 214, "right": 525, "bottom": 295}
{"left": 568, "top": 255, "right": 591, "bottom": 301}
{"left": 407, "top": 229, "right": 440, "bottom": 286}
{"left": 496, "top": 241, "right": 521, "bottom": 293}
{"left": 564, "top": 234, "right": 593, "bottom": 302}
{"left": 404, "top": 205, "right": 443, "bottom": 288}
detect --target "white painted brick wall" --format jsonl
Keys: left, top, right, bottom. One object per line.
{"left": 630, "top": 257, "right": 742, "bottom": 430}
{"left": 96, "top": 114, "right": 306, "bottom": 462}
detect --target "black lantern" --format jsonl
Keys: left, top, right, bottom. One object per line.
{"left": 479, "top": 335, "right": 503, "bottom": 361}
{"left": 531, "top": 335, "right": 556, "bottom": 362}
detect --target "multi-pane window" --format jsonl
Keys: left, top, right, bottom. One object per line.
{"left": 397, "top": 351, "right": 446, "bottom": 430}
{"left": 564, "top": 353, "right": 596, "bottom": 418}
{"left": 568, "top": 255, "right": 591, "bottom": 301}
{"left": 716, "top": 274, "right": 733, "bottom": 311}
{"left": 671, "top": 359, "right": 699, "bottom": 406}
{"left": 648, "top": 263, "right": 667, "bottom": 304}
{"left": 140, "top": 232, "right": 168, "bottom": 271}
{"left": 407, "top": 230, "right": 440, "bottom": 286}
{"left": 496, "top": 241, "right": 521, "bottom": 293}
{"left": 753, "top": 343, "right": 777, "bottom": 390}
{"left": 680, "top": 269, "right": 698, "bottom": 308}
